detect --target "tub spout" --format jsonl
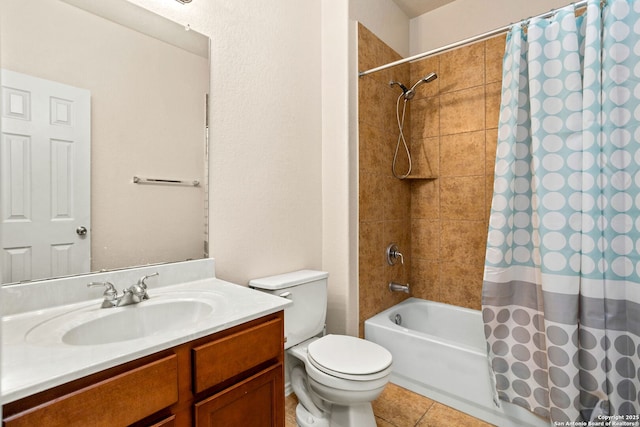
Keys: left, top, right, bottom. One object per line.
{"left": 389, "top": 281, "right": 410, "bottom": 294}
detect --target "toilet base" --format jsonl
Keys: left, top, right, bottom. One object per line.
{"left": 295, "top": 403, "right": 329, "bottom": 427}
{"left": 295, "top": 402, "right": 376, "bottom": 427}
{"left": 330, "top": 402, "right": 376, "bottom": 427}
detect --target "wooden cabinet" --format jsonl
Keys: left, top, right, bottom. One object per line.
{"left": 3, "top": 311, "right": 284, "bottom": 427}
{"left": 193, "top": 316, "right": 282, "bottom": 393}
{"left": 194, "top": 364, "right": 283, "bottom": 427}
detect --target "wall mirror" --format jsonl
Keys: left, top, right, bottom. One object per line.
{"left": 0, "top": 0, "right": 210, "bottom": 285}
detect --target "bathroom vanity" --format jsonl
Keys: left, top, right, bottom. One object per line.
{"left": 3, "top": 311, "right": 284, "bottom": 426}
{"left": 1, "top": 261, "right": 290, "bottom": 427}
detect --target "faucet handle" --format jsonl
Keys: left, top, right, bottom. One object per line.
{"left": 87, "top": 281, "right": 119, "bottom": 307}
{"left": 137, "top": 272, "right": 159, "bottom": 290}
{"left": 386, "top": 243, "right": 404, "bottom": 266}
{"left": 88, "top": 281, "right": 117, "bottom": 294}
{"left": 132, "top": 272, "right": 158, "bottom": 301}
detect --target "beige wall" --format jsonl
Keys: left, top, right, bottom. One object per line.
{"left": 128, "top": 0, "right": 325, "bottom": 291}
{"left": 113, "top": 0, "right": 345, "bottom": 336}
{"left": 1, "top": 0, "right": 208, "bottom": 270}
{"left": 410, "top": 0, "right": 577, "bottom": 55}
{"left": 321, "top": 1, "right": 358, "bottom": 336}
{"left": 357, "top": 22, "right": 506, "bottom": 335}
{"left": 350, "top": 0, "right": 409, "bottom": 57}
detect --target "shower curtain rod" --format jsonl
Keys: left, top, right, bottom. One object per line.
{"left": 358, "top": 0, "right": 589, "bottom": 77}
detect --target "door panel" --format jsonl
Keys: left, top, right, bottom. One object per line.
{"left": 1, "top": 70, "right": 91, "bottom": 283}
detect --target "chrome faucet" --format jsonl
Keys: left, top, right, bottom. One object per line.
{"left": 87, "top": 272, "right": 159, "bottom": 308}
{"left": 387, "top": 243, "right": 410, "bottom": 294}
{"left": 389, "top": 281, "right": 410, "bottom": 294}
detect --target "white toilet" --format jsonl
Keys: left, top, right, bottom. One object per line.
{"left": 250, "top": 270, "right": 392, "bottom": 427}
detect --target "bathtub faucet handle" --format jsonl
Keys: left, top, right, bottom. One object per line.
{"left": 386, "top": 243, "right": 404, "bottom": 265}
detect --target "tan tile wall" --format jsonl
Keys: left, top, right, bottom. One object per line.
{"left": 358, "top": 23, "right": 506, "bottom": 336}
{"left": 407, "top": 34, "right": 504, "bottom": 310}
{"left": 358, "top": 24, "right": 412, "bottom": 337}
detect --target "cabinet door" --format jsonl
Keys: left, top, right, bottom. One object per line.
{"left": 145, "top": 414, "right": 175, "bottom": 427}
{"left": 194, "top": 364, "right": 284, "bottom": 427}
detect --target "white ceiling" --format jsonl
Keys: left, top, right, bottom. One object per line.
{"left": 392, "top": 0, "right": 456, "bottom": 18}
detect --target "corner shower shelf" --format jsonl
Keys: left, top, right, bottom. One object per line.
{"left": 403, "top": 175, "right": 438, "bottom": 180}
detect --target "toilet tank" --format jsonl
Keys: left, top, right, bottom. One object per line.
{"left": 249, "top": 270, "right": 328, "bottom": 349}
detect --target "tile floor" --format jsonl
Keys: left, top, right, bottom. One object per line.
{"left": 285, "top": 382, "right": 495, "bottom": 427}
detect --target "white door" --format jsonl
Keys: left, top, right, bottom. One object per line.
{"left": 1, "top": 70, "right": 91, "bottom": 283}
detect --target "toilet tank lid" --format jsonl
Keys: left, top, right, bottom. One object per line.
{"left": 249, "top": 270, "right": 329, "bottom": 290}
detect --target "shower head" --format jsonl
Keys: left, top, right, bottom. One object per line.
{"left": 420, "top": 72, "right": 438, "bottom": 84}
{"left": 404, "top": 72, "right": 438, "bottom": 100}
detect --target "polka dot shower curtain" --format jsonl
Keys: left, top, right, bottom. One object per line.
{"left": 483, "top": 0, "right": 640, "bottom": 422}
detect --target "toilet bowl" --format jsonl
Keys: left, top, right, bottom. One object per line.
{"left": 249, "top": 270, "right": 392, "bottom": 427}
{"left": 289, "top": 336, "right": 392, "bottom": 427}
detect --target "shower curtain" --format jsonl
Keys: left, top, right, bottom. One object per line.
{"left": 483, "top": 0, "right": 640, "bottom": 422}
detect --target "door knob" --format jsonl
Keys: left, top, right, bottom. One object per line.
{"left": 76, "top": 226, "right": 88, "bottom": 236}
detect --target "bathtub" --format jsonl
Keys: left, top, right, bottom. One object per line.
{"left": 365, "top": 298, "right": 550, "bottom": 427}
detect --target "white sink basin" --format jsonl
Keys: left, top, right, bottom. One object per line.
{"left": 62, "top": 300, "right": 212, "bottom": 345}
{"left": 25, "top": 292, "right": 226, "bottom": 346}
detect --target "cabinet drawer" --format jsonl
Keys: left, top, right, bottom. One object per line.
{"left": 4, "top": 355, "right": 178, "bottom": 427}
{"left": 193, "top": 316, "right": 283, "bottom": 393}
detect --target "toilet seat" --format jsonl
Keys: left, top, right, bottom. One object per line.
{"left": 307, "top": 335, "right": 392, "bottom": 381}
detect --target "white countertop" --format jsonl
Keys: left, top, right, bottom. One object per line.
{"left": 2, "top": 277, "right": 290, "bottom": 404}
